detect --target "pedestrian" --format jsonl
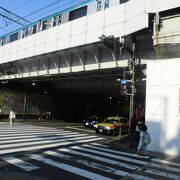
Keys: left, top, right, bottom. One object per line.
{"left": 134, "top": 121, "right": 143, "bottom": 146}
{"left": 137, "top": 124, "right": 151, "bottom": 156}
{"left": 9, "top": 108, "right": 16, "bottom": 126}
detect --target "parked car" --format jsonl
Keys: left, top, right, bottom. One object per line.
{"left": 83, "top": 115, "right": 99, "bottom": 128}
{"left": 94, "top": 116, "right": 129, "bottom": 136}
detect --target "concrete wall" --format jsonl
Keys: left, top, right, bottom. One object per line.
{"left": 145, "top": 59, "right": 180, "bottom": 156}
{"left": 0, "top": 0, "right": 148, "bottom": 64}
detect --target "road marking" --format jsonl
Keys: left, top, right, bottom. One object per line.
{"left": 0, "top": 133, "right": 83, "bottom": 144}
{"left": 1, "top": 156, "right": 39, "bottom": 171}
{"left": 0, "top": 131, "right": 72, "bottom": 141}
{"left": 0, "top": 137, "right": 104, "bottom": 155}
{"left": 151, "top": 158, "right": 180, "bottom": 167}
{"left": 0, "top": 130, "right": 70, "bottom": 137}
{"left": 45, "top": 150, "right": 129, "bottom": 176}
{"left": 0, "top": 135, "right": 95, "bottom": 149}
{"left": 126, "top": 174, "right": 157, "bottom": 180}
{"left": 150, "top": 163, "right": 180, "bottom": 173}
{"left": 58, "top": 148, "right": 139, "bottom": 170}
{"left": 82, "top": 144, "right": 149, "bottom": 160}
{"left": 144, "top": 169, "right": 180, "bottom": 180}
{"left": 65, "top": 126, "right": 95, "bottom": 132}
{"left": 91, "top": 143, "right": 109, "bottom": 147}
{"left": 29, "top": 154, "right": 113, "bottom": 180}
{"left": 71, "top": 146, "right": 148, "bottom": 165}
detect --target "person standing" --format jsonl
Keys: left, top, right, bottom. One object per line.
{"left": 9, "top": 108, "right": 16, "bottom": 126}
{"left": 137, "top": 124, "right": 150, "bottom": 155}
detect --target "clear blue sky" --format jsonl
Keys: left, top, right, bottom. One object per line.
{"left": 0, "top": 0, "right": 87, "bottom": 36}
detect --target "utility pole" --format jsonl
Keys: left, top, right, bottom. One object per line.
{"left": 0, "top": 6, "right": 31, "bottom": 26}
{"left": 99, "top": 34, "right": 136, "bottom": 147}
{"left": 128, "top": 43, "right": 135, "bottom": 147}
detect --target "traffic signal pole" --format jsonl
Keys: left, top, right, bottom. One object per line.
{"left": 99, "top": 35, "right": 136, "bottom": 147}
{"left": 129, "top": 43, "right": 135, "bottom": 148}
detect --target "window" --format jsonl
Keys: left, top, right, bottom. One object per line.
{"left": 9, "top": 33, "right": 18, "bottom": 42}
{"left": 22, "top": 29, "right": 28, "bottom": 38}
{"left": 32, "top": 25, "right": 37, "bottom": 34}
{"left": 42, "top": 20, "right": 51, "bottom": 30}
{"left": 96, "top": 0, "right": 102, "bottom": 11}
{"left": 42, "top": 21, "right": 48, "bottom": 31}
{"left": 58, "top": 15, "right": 62, "bottom": 25}
{"left": 119, "top": 0, "right": 129, "bottom": 4}
{"left": 53, "top": 17, "right": 57, "bottom": 27}
{"left": 104, "top": 0, "right": 109, "bottom": 9}
{"left": 1, "top": 37, "right": 7, "bottom": 46}
{"left": 69, "top": 6, "right": 87, "bottom": 21}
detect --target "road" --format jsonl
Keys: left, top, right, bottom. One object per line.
{"left": 0, "top": 120, "right": 180, "bottom": 180}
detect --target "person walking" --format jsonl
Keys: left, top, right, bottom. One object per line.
{"left": 137, "top": 124, "right": 151, "bottom": 156}
{"left": 9, "top": 108, "right": 16, "bottom": 126}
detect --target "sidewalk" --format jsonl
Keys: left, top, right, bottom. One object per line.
{"left": 110, "top": 134, "right": 180, "bottom": 160}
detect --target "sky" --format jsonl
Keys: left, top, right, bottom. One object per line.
{"left": 0, "top": 0, "right": 87, "bottom": 36}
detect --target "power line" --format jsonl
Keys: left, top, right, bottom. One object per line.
{"left": 0, "top": 6, "right": 31, "bottom": 27}
{"left": 0, "top": 0, "right": 87, "bottom": 36}
{"left": 11, "top": 0, "right": 34, "bottom": 12}
{"left": 0, "top": 0, "right": 63, "bottom": 33}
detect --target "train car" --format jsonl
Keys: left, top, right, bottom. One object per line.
{"left": 0, "top": 0, "right": 129, "bottom": 46}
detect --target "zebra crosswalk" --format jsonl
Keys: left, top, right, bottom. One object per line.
{"left": 1, "top": 142, "right": 180, "bottom": 180}
{"left": 0, "top": 122, "right": 180, "bottom": 179}
{"left": 0, "top": 122, "right": 104, "bottom": 155}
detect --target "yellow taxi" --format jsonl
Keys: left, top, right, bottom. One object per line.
{"left": 94, "top": 116, "right": 129, "bottom": 136}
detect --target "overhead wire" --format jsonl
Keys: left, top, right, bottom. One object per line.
{"left": 11, "top": 0, "right": 34, "bottom": 12}
{"left": 0, "top": 0, "right": 87, "bottom": 36}
{"left": 0, "top": 0, "right": 63, "bottom": 33}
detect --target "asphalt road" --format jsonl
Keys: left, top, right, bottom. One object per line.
{"left": 0, "top": 120, "right": 180, "bottom": 180}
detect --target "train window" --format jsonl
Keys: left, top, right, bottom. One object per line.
{"left": 104, "top": 0, "right": 109, "bottom": 9}
{"left": 9, "top": 33, "right": 18, "bottom": 42}
{"left": 42, "top": 21, "right": 48, "bottom": 31}
{"left": 119, "top": 0, "right": 129, "bottom": 4}
{"left": 1, "top": 37, "right": 6, "bottom": 46}
{"left": 96, "top": 0, "right": 102, "bottom": 11}
{"left": 53, "top": 17, "right": 57, "bottom": 27}
{"left": 69, "top": 6, "right": 87, "bottom": 21}
{"left": 32, "top": 25, "right": 37, "bottom": 34}
{"left": 22, "top": 29, "right": 28, "bottom": 38}
{"left": 58, "top": 15, "right": 62, "bottom": 25}
{"left": 42, "top": 20, "right": 51, "bottom": 31}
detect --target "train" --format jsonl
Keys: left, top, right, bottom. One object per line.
{"left": 0, "top": 0, "right": 129, "bottom": 46}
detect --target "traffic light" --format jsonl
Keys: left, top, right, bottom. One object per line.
{"left": 120, "top": 79, "right": 128, "bottom": 96}
{"left": 99, "top": 34, "right": 120, "bottom": 50}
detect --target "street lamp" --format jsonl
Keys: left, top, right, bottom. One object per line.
{"left": 99, "top": 34, "right": 136, "bottom": 147}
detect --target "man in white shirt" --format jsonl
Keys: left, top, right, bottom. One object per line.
{"left": 9, "top": 108, "right": 16, "bottom": 126}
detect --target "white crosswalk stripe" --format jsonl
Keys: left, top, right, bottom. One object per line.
{"left": 0, "top": 122, "right": 104, "bottom": 155}
{"left": 0, "top": 143, "right": 180, "bottom": 180}
{"left": 0, "top": 123, "right": 180, "bottom": 180}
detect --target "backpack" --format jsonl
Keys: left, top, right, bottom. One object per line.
{"left": 144, "top": 132, "right": 151, "bottom": 145}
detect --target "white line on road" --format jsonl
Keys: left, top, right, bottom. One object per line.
{"left": 29, "top": 154, "right": 113, "bottom": 180}
{"left": 0, "top": 137, "right": 104, "bottom": 155}
{"left": 1, "top": 156, "right": 39, "bottom": 171}
{"left": 65, "top": 126, "right": 95, "bottom": 132}
{"left": 71, "top": 146, "right": 148, "bottom": 165}
{"left": 58, "top": 148, "right": 138, "bottom": 170}
{"left": 0, "top": 131, "right": 72, "bottom": 141}
{"left": 0, "top": 133, "right": 83, "bottom": 144}
{"left": 144, "top": 169, "right": 180, "bottom": 180}
{"left": 82, "top": 144, "right": 149, "bottom": 160}
{"left": 0, "top": 130, "right": 70, "bottom": 137}
{"left": 0, "top": 135, "right": 95, "bottom": 149}
{"left": 151, "top": 158, "right": 180, "bottom": 167}
{"left": 45, "top": 150, "right": 129, "bottom": 177}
